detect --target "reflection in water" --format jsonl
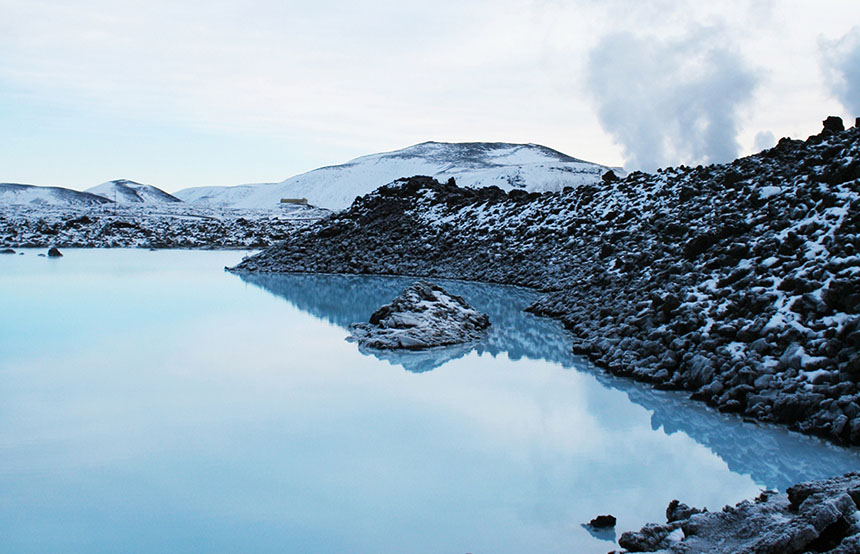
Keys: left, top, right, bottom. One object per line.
{"left": 581, "top": 524, "right": 617, "bottom": 543}
{"left": 238, "top": 272, "right": 575, "bottom": 373}
{"left": 591, "top": 367, "right": 860, "bottom": 492}
{"left": 239, "top": 272, "right": 860, "bottom": 492}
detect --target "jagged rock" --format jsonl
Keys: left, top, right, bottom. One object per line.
{"left": 618, "top": 522, "right": 682, "bottom": 552}
{"left": 602, "top": 170, "right": 620, "bottom": 183}
{"left": 47, "top": 247, "right": 62, "bottom": 257}
{"left": 347, "top": 281, "right": 490, "bottom": 350}
{"left": 666, "top": 499, "right": 704, "bottom": 522}
{"left": 616, "top": 472, "right": 860, "bottom": 553}
{"left": 823, "top": 116, "right": 845, "bottom": 133}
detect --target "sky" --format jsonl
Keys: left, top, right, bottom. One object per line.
{"left": 0, "top": 0, "right": 859, "bottom": 193}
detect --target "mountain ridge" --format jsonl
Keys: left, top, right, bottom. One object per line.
{"left": 86, "top": 179, "right": 182, "bottom": 205}
{"left": 0, "top": 182, "right": 114, "bottom": 207}
{"left": 175, "top": 141, "right": 619, "bottom": 210}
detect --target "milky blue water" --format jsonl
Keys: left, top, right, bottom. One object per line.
{"left": 1, "top": 249, "right": 858, "bottom": 553}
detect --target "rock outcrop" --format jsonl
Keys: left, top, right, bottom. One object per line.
{"left": 233, "top": 122, "right": 860, "bottom": 446}
{"left": 348, "top": 281, "right": 491, "bottom": 350}
{"left": 615, "top": 472, "right": 860, "bottom": 553}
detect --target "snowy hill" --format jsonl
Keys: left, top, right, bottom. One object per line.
{"left": 175, "top": 142, "right": 620, "bottom": 210}
{"left": 0, "top": 183, "right": 113, "bottom": 207}
{"left": 86, "top": 179, "right": 181, "bottom": 205}
{"left": 173, "top": 181, "right": 277, "bottom": 208}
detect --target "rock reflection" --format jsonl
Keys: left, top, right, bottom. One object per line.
{"left": 238, "top": 272, "right": 575, "bottom": 373}
{"left": 590, "top": 367, "right": 860, "bottom": 491}
{"left": 581, "top": 524, "right": 617, "bottom": 543}
{"left": 237, "top": 272, "right": 860, "bottom": 491}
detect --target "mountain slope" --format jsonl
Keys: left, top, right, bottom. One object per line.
{"left": 86, "top": 179, "right": 182, "bottom": 205}
{"left": 175, "top": 141, "right": 619, "bottom": 210}
{"left": 0, "top": 183, "right": 113, "bottom": 207}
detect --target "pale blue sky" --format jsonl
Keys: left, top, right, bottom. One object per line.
{"left": 1, "top": 0, "right": 858, "bottom": 192}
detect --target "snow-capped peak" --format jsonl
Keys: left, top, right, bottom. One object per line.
{"left": 86, "top": 179, "right": 181, "bottom": 205}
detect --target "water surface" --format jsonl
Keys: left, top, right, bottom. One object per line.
{"left": 1, "top": 249, "right": 858, "bottom": 553}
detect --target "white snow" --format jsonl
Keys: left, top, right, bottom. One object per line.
{"left": 175, "top": 141, "right": 621, "bottom": 210}
{"left": 86, "top": 179, "right": 181, "bottom": 205}
{"left": 0, "top": 183, "right": 112, "bottom": 207}
{"left": 758, "top": 186, "right": 783, "bottom": 198}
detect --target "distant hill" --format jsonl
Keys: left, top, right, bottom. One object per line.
{"left": 0, "top": 183, "right": 113, "bottom": 207}
{"left": 86, "top": 179, "right": 181, "bottom": 205}
{"left": 175, "top": 141, "right": 620, "bottom": 210}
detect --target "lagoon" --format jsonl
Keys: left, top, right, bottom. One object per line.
{"left": 1, "top": 249, "right": 858, "bottom": 553}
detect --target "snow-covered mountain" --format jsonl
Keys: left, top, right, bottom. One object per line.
{"left": 175, "top": 142, "right": 621, "bottom": 210}
{"left": 86, "top": 179, "right": 181, "bottom": 205}
{"left": 0, "top": 183, "right": 113, "bottom": 207}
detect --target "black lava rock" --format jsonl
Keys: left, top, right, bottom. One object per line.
{"left": 587, "top": 514, "right": 616, "bottom": 528}
{"left": 823, "top": 116, "right": 845, "bottom": 133}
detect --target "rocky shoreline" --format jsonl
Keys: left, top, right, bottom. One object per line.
{"left": 612, "top": 472, "right": 860, "bottom": 553}
{"left": 233, "top": 120, "right": 860, "bottom": 448}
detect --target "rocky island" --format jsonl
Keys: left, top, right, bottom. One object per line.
{"left": 348, "top": 280, "right": 491, "bottom": 350}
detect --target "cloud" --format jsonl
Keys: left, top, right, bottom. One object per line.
{"left": 821, "top": 27, "right": 860, "bottom": 116}
{"left": 586, "top": 28, "right": 758, "bottom": 171}
{"left": 754, "top": 131, "right": 775, "bottom": 152}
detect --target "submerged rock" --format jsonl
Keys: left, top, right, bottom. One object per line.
{"left": 615, "top": 472, "right": 860, "bottom": 553}
{"left": 348, "top": 281, "right": 490, "bottom": 350}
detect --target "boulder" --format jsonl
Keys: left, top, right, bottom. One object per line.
{"left": 348, "top": 281, "right": 490, "bottom": 350}
{"left": 47, "top": 247, "right": 63, "bottom": 257}
{"left": 666, "top": 499, "right": 704, "bottom": 522}
{"left": 823, "top": 116, "right": 845, "bottom": 133}
{"left": 587, "top": 514, "right": 617, "bottom": 528}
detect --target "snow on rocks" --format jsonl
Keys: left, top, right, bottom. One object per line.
{"left": 614, "top": 472, "right": 860, "bottom": 553}
{"left": 0, "top": 203, "right": 330, "bottom": 249}
{"left": 234, "top": 120, "right": 860, "bottom": 447}
{"left": 348, "top": 281, "right": 491, "bottom": 350}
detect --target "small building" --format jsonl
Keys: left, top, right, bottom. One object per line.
{"left": 280, "top": 198, "right": 309, "bottom": 205}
